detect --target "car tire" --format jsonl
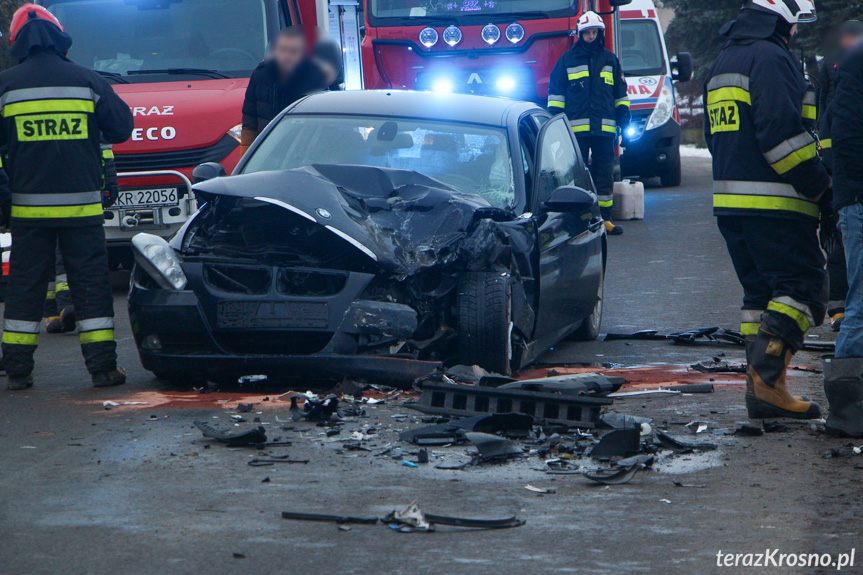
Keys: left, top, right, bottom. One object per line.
{"left": 660, "top": 154, "right": 682, "bottom": 187}
{"left": 457, "top": 272, "right": 512, "bottom": 375}
{"left": 572, "top": 267, "right": 604, "bottom": 341}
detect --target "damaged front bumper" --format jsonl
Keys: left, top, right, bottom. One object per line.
{"left": 128, "top": 262, "right": 441, "bottom": 384}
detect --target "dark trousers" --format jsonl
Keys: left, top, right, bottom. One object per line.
{"left": 576, "top": 135, "right": 615, "bottom": 220}
{"left": 42, "top": 244, "right": 72, "bottom": 318}
{"left": 827, "top": 235, "right": 848, "bottom": 313}
{"left": 2, "top": 225, "right": 116, "bottom": 376}
{"left": 718, "top": 215, "right": 827, "bottom": 348}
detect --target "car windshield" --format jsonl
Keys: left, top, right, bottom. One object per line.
{"left": 242, "top": 115, "right": 516, "bottom": 209}
{"left": 369, "top": 0, "right": 576, "bottom": 23}
{"left": 43, "top": 0, "right": 269, "bottom": 78}
{"left": 619, "top": 20, "right": 667, "bottom": 77}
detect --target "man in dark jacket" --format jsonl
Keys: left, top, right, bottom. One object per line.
{"left": 817, "top": 21, "right": 863, "bottom": 332}
{"left": 240, "top": 27, "right": 335, "bottom": 155}
{"left": 548, "top": 11, "right": 630, "bottom": 235}
{"left": 822, "top": 37, "right": 863, "bottom": 437}
{"left": 0, "top": 4, "right": 134, "bottom": 390}
{"left": 704, "top": 0, "right": 829, "bottom": 420}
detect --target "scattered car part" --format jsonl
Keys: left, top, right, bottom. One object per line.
{"left": 734, "top": 423, "right": 764, "bottom": 437}
{"left": 691, "top": 359, "right": 746, "bottom": 374}
{"left": 655, "top": 430, "right": 717, "bottom": 452}
{"left": 685, "top": 421, "right": 708, "bottom": 434}
{"left": 412, "top": 381, "right": 611, "bottom": 428}
{"left": 498, "top": 373, "right": 625, "bottom": 396}
{"left": 281, "top": 511, "right": 379, "bottom": 525}
{"left": 673, "top": 481, "right": 706, "bottom": 488}
{"left": 609, "top": 389, "right": 681, "bottom": 398}
{"left": 665, "top": 383, "right": 715, "bottom": 394}
{"left": 455, "top": 413, "right": 534, "bottom": 435}
{"left": 584, "top": 462, "right": 647, "bottom": 485}
{"left": 423, "top": 513, "right": 525, "bottom": 529}
{"left": 600, "top": 413, "right": 652, "bottom": 430}
{"left": 524, "top": 484, "right": 556, "bottom": 494}
{"left": 194, "top": 421, "right": 267, "bottom": 447}
{"left": 384, "top": 501, "right": 433, "bottom": 532}
{"left": 465, "top": 432, "right": 523, "bottom": 462}
{"left": 399, "top": 423, "right": 465, "bottom": 446}
{"left": 590, "top": 428, "right": 641, "bottom": 459}
{"left": 248, "top": 458, "right": 310, "bottom": 466}
{"left": 607, "top": 328, "right": 834, "bottom": 352}
{"left": 763, "top": 420, "right": 791, "bottom": 433}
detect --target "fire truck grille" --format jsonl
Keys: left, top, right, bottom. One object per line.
{"left": 115, "top": 134, "right": 238, "bottom": 172}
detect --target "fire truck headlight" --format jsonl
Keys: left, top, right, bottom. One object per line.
{"left": 433, "top": 78, "right": 454, "bottom": 93}
{"left": 443, "top": 25, "right": 462, "bottom": 47}
{"left": 497, "top": 76, "right": 516, "bottom": 93}
{"left": 505, "top": 23, "right": 525, "bottom": 43}
{"left": 419, "top": 27, "right": 439, "bottom": 48}
{"left": 481, "top": 24, "right": 501, "bottom": 45}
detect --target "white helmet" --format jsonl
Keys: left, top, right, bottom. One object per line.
{"left": 750, "top": 0, "right": 817, "bottom": 24}
{"left": 577, "top": 11, "right": 606, "bottom": 35}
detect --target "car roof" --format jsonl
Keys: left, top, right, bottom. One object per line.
{"left": 288, "top": 90, "right": 541, "bottom": 127}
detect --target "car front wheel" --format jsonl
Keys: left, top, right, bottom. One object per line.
{"left": 457, "top": 272, "right": 512, "bottom": 375}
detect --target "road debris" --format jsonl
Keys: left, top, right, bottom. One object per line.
{"left": 591, "top": 428, "right": 641, "bottom": 459}
{"left": 466, "top": 432, "right": 523, "bottom": 462}
{"left": 655, "top": 430, "right": 717, "bottom": 453}
{"left": 194, "top": 422, "right": 267, "bottom": 447}
{"left": 524, "top": 484, "right": 556, "bottom": 494}
{"left": 584, "top": 462, "right": 647, "bottom": 485}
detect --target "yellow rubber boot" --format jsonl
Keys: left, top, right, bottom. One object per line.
{"left": 746, "top": 327, "right": 820, "bottom": 419}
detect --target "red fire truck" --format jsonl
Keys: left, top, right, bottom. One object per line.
{"left": 361, "top": 0, "right": 632, "bottom": 104}
{"left": 33, "top": 0, "right": 321, "bottom": 269}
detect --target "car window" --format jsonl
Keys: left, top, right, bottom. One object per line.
{"left": 536, "top": 117, "right": 579, "bottom": 205}
{"left": 242, "top": 114, "right": 516, "bottom": 209}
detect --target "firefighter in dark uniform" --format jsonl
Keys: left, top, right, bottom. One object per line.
{"left": 0, "top": 4, "right": 133, "bottom": 390}
{"left": 705, "top": 0, "right": 829, "bottom": 419}
{"left": 548, "top": 11, "right": 630, "bottom": 236}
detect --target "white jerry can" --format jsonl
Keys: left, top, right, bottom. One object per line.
{"left": 611, "top": 179, "right": 645, "bottom": 220}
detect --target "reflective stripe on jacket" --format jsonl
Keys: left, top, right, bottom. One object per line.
{"left": 0, "top": 51, "right": 133, "bottom": 227}
{"left": 547, "top": 43, "right": 630, "bottom": 138}
{"left": 704, "top": 36, "right": 829, "bottom": 220}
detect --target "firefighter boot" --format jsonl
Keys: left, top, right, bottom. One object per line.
{"left": 59, "top": 306, "right": 76, "bottom": 333}
{"left": 604, "top": 221, "right": 624, "bottom": 236}
{"left": 745, "top": 334, "right": 809, "bottom": 404}
{"left": 746, "top": 327, "right": 821, "bottom": 420}
{"left": 92, "top": 366, "right": 126, "bottom": 388}
{"left": 7, "top": 374, "right": 34, "bottom": 391}
{"left": 45, "top": 316, "right": 63, "bottom": 333}
{"left": 823, "top": 357, "right": 863, "bottom": 438}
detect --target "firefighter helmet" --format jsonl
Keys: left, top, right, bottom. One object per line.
{"left": 749, "top": 0, "right": 817, "bottom": 24}
{"left": 577, "top": 11, "right": 606, "bottom": 35}
{"left": 9, "top": 4, "right": 64, "bottom": 46}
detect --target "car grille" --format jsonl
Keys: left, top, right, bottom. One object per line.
{"left": 214, "top": 332, "right": 333, "bottom": 355}
{"left": 277, "top": 269, "right": 348, "bottom": 297}
{"left": 116, "top": 134, "right": 238, "bottom": 172}
{"left": 205, "top": 265, "right": 272, "bottom": 295}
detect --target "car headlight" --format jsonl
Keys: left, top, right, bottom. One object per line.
{"left": 645, "top": 86, "right": 674, "bottom": 131}
{"left": 132, "top": 233, "right": 188, "bottom": 290}
{"left": 227, "top": 123, "right": 243, "bottom": 142}
{"left": 481, "top": 24, "right": 501, "bottom": 45}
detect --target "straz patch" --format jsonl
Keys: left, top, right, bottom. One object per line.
{"left": 16, "top": 113, "right": 88, "bottom": 141}
{"left": 707, "top": 102, "right": 740, "bottom": 133}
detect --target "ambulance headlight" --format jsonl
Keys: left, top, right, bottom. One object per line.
{"left": 481, "top": 24, "right": 501, "bottom": 45}
{"left": 433, "top": 78, "right": 454, "bottom": 93}
{"left": 497, "top": 76, "right": 516, "bottom": 93}
{"left": 645, "top": 86, "right": 674, "bottom": 131}
{"left": 419, "top": 27, "right": 439, "bottom": 48}
{"left": 132, "top": 233, "right": 188, "bottom": 290}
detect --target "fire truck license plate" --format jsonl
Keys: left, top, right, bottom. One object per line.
{"left": 114, "top": 188, "right": 178, "bottom": 208}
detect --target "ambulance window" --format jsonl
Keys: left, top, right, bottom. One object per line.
{"left": 620, "top": 20, "right": 667, "bottom": 77}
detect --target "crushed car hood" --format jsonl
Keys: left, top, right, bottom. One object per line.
{"left": 192, "top": 164, "right": 511, "bottom": 275}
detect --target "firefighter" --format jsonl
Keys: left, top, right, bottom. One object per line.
{"left": 704, "top": 0, "right": 830, "bottom": 419}
{"left": 548, "top": 11, "right": 630, "bottom": 235}
{"left": 0, "top": 4, "right": 134, "bottom": 390}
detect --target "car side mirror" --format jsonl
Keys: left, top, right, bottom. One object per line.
{"left": 192, "top": 162, "right": 227, "bottom": 183}
{"left": 673, "top": 52, "right": 693, "bottom": 83}
{"left": 609, "top": 0, "right": 632, "bottom": 6}
{"left": 543, "top": 186, "right": 596, "bottom": 213}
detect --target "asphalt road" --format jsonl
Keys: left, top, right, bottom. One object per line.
{"left": 1, "top": 157, "right": 861, "bottom": 575}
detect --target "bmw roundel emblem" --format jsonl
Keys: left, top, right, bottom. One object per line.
{"left": 316, "top": 208, "right": 332, "bottom": 219}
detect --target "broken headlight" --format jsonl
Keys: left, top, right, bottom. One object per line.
{"left": 132, "top": 233, "right": 188, "bottom": 290}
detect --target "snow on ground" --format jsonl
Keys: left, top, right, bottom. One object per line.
{"left": 680, "top": 145, "right": 711, "bottom": 158}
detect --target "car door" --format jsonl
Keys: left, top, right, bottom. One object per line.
{"left": 532, "top": 115, "right": 604, "bottom": 343}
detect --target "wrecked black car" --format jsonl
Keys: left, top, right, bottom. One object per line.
{"left": 128, "top": 91, "right": 606, "bottom": 383}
